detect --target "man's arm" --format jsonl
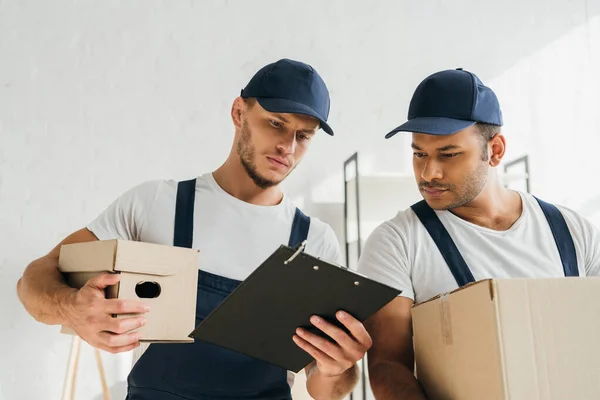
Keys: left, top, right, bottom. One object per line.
{"left": 366, "top": 296, "right": 427, "bottom": 400}
{"left": 304, "top": 360, "right": 358, "bottom": 400}
{"left": 17, "top": 228, "right": 99, "bottom": 324}
{"left": 295, "top": 311, "right": 371, "bottom": 400}
{"left": 352, "top": 218, "right": 425, "bottom": 398}
{"left": 16, "top": 228, "right": 149, "bottom": 353}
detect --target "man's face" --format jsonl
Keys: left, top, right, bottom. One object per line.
{"left": 237, "top": 100, "right": 319, "bottom": 189}
{"left": 412, "top": 125, "right": 490, "bottom": 210}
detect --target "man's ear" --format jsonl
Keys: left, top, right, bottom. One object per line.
{"left": 231, "top": 97, "right": 245, "bottom": 130}
{"left": 489, "top": 133, "right": 506, "bottom": 167}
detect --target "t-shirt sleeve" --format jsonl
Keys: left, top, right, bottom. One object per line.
{"left": 559, "top": 206, "right": 600, "bottom": 276}
{"left": 87, "top": 180, "right": 160, "bottom": 241}
{"left": 357, "top": 221, "right": 414, "bottom": 300}
{"left": 320, "top": 224, "right": 343, "bottom": 265}
{"left": 306, "top": 219, "right": 344, "bottom": 266}
{"left": 582, "top": 220, "right": 600, "bottom": 276}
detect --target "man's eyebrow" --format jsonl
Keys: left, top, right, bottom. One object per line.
{"left": 272, "top": 113, "right": 290, "bottom": 124}
{"left": 437, "top": 144, "right": 461, "bottom": 152}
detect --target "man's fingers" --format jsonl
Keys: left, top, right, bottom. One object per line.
{"left": 104, "top": 298, "right": 151, "bottom": 315}
{"left": 104, "top": 315, "right": 146, "bottom": 334}
{"left": 295, "top": 327, "right": 345, "bottom": 361}
{"left": 309, "top": 315, "right": 360, "bottom": 352}
{"left": 293, "top": 334, "right": 335, "bottom": 365}
{"left": 97, "top": 342, "right": 141, "bottom": 355}
{"left": 303, "top": 313, "right": 372, "bottom": 364}
{"left": 85, "top": 273, "right": 121, "bottom": 291}
{"left": 97, "top": 330, "right": 140, "bottom": 349}
{"left": 336, "top": 311, "right": 373, "bottom": 349}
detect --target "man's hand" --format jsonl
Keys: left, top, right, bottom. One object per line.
{"left": 62, "top": 273, "right": 151, "bottom": 354}
{"left": 293, "top": 310, "right": 372, "bottom": 377}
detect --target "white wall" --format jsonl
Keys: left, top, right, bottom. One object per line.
{"left": 491, "top": 11, "right": 600, "bottom": 215}
{"left": 2, "top": 1, "right": 599, "bottom": 399}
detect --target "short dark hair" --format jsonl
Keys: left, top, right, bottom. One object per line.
{"left": 476, "top": 123, "right": 501, "bottom": 160}
{"left": 244, "top": 97, "right": 257, "bottom": 109}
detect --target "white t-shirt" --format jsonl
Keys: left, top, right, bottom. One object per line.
{"left": 357, "top": 192, "right": 600, "bottom": 304}
{"left": 87, "top": 172, "right": 342, "bottom": 388}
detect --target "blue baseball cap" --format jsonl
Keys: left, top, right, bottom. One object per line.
{"left": 385, "top": 68, "right": 503, "bottom": 138}
{"left": 240, "top": 59, "right": 333, "bottom": 135}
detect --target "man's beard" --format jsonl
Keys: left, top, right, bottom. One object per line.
{"left": 236, "top": 120, "right": 294, "bottom": 189}
{"left": 420, "top": 162, "right": 488, "bottom": 210}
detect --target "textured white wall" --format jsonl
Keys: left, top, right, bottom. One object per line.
{"left": 2, "top": 0, "right": 599, "bottom": 399}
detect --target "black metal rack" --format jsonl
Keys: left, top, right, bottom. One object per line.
{"left": 342, "top": 152, "right": 366, "bottom": 400}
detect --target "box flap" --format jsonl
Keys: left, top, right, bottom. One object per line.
{"left": 413, "top": 279, "right": 494, "bottom": 309}
{"left": 113, "top": 240, "right": 199, "bottom": 276}
{"left": 58, "top": 240, "right": 118, "bottom": 273}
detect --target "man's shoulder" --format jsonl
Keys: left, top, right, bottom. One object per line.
{"left": 128, "top": 179, "right": 179, "bottom": 200}
{"left": 304, "top": 214, "right": 334, "bottom": 236}
{"left": 521, "top": 192, "right": 600, "bottom": 251}
{"left": 291, "top": 210, "right": 342, "bottom": 263}
{"left": 363, "top": 206, "right": 423, "bottom": 248}
{"left": 551, "top": 200, "right": 597, "bottom": 237}
{"left": 382, "top": 206, "right": 423, "bottom": 235}
{"left": 524, "top": 193, "right": 592, "bottom": 230}
{"left": 132, "top": 174, "right": 212, "bottom": 197}
{"left": 287, "top": 204, "right": 333, "bottom": 239}
{"left": 117, "top": 176, "right": 208, "bottom": 209}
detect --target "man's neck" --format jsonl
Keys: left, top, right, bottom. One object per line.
{"left": 448, "top": 184, "right": 523, "bottom": 231}
{"left": 212, "top": 159, "right": 283, "bottom": 206}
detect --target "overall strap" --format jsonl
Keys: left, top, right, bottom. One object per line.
{"left": 289, "top": 208, "right": 310, "bottom": 248}
{"left": 173, "top": 178, "right": 197, "bottom": 248}
{"left": 534, "top": 196, "right": 579, "bottom": 277}
{"left": 411, "top": 200, "right": 476, "bottom": 287}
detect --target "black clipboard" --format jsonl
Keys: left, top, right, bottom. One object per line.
{"left": 189, "top": 241, "right": 401, "bottom": 372}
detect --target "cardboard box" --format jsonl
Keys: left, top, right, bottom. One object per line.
{"left": 58, "top": 239, "right": 199, "bottom": 342}
{"left": 411, "top": 278, "right": 600, "bottom": 400}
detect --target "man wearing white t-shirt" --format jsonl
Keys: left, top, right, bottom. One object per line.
{"left": 357, "top": 68, "right": 600, "bottom": 399}
{"left": 17, "top": 59, "right": 372, "bottom": 400}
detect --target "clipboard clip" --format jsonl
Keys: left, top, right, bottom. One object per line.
{"left": 284, "top": 240, "right": 307, "bottom": 265}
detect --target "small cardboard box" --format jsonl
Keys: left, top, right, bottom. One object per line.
{"left": 58, "top": 239, "right": 199, "bottom": 342}
{"left": 411, "top": 278, "right": 600, "bottom": 400}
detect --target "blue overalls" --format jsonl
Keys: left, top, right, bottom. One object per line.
{"left": 410, "top": 197, "right": 579, "bottom": 287}
{"left": 126, "top": 178, "right": 310, "bottom": 400}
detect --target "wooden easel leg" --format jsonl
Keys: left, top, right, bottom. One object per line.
{"left": 94, "top": 348, "right": 111, "bottom": 400}
{"left": 62, "top": 335, "right": 81, "bottom": 400}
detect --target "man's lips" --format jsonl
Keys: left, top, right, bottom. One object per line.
{"left": 267, "top": 156, "right": 289, "bottom": 168}
{"left": 421, "top": 187, "right": 448, "bottom": 196}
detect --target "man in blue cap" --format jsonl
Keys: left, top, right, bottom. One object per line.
{"left": 357, "top": 68, "right": 600, "bottom": 399}
{"left": 17, "top": 59, "right": 371, "bottom": 399}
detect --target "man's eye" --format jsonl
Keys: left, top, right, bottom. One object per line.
{"left": 269, "top": 120, "right": 282, "bottom": 128}
{"left": 413, "top": 152, "right": 426, "bottom": 158}
{"left": 441, "top": 153, "right": 459, "bottom": 158}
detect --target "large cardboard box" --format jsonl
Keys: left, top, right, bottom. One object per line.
{"left": 411, "top": 278, "right": 600, "bottom": 400}
{"left": 58, "top": 239, "right": 199, "bottom": 342}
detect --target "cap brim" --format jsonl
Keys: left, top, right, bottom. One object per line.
{"left": 255, "top": 97, "right": 333, "bottom": 136}
{"left": 385, "top": 117, "right": 476, "bottom": 139}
